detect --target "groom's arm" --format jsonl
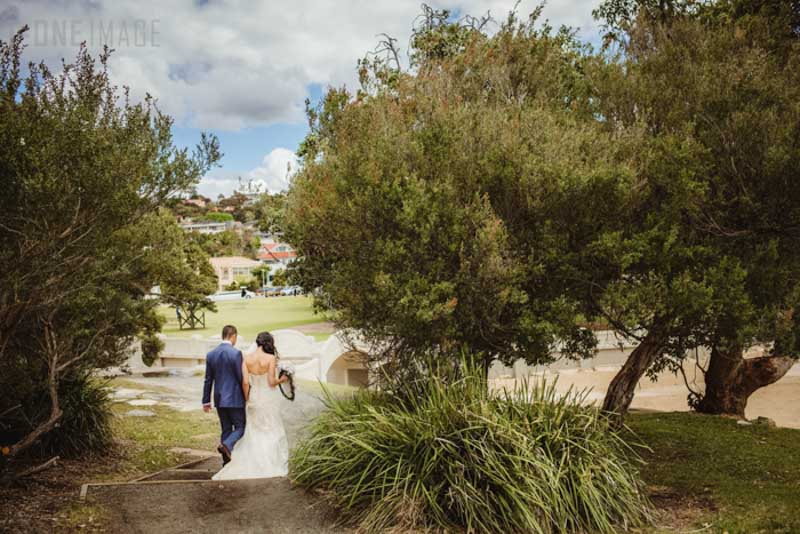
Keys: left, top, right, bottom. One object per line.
{"left": 202, "top": 353, "right": 214, "bottom": 412}
{"left": 234, "top": 349, "right": 244, "bottom": 385}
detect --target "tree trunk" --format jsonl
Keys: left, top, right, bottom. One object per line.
{"left": 601, "top": 329, "right": 665, "bottom": 422}
{"left": 697, "top": 346, "right": 794, "bottom": 418}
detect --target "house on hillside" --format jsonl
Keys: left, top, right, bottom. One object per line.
{"left": 179, "top": 218, "right": 233, "bottom": 234}
{"left": 258, "top": 242, "right": 297, "bottom": 269}
{"left": 209, "top": 256, "right": 262, "bottom": 290}
{"left": 182, "top": 197, "right": 208, "bottom": 208}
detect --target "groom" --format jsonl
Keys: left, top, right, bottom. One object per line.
{"left": 202, "top": 325, "right": 246, "bottom": 465}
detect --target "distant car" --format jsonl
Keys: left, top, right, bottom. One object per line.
{"left": 209, "top": 290, "right": 256, "bottom": 302}
{"left": 266, "top": 286, "right": 284, "bottom": 297}
{"left": 281, "top": 286, "right": 302, "bottom": 296}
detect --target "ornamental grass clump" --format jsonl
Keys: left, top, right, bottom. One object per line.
{"left": 290, "top": 361, "right": 651, "bottom": 533}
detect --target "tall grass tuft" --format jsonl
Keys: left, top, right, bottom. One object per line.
{"left": 37, "top": 375, "right": 114, "bottom": 457}
{"left": 291, "top": 361, "right": 651, "bottom": 533}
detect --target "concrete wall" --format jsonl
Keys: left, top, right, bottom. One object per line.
{"left": 129, "top": 329, "right": 716, "bottom": 387}
{"left": 128, "top": 329, "right": 371, "bottom": 387}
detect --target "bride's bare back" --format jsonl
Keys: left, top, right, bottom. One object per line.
{"left": 241, "top": 348, "right": 287, "bottom": 400}
{"left": 244, "top": 349, "right": 275, "bottom": 376}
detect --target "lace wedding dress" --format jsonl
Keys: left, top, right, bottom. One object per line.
{"left": 212, "top": 372, "right": 289, "bottom": 480}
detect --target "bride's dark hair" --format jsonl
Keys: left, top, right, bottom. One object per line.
{"left": 255, "top": 331, "right": 278, "bottom": 356}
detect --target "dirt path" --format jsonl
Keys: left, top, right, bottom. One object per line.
{"left": 87, "top": 476, "right": 348, "bottom": 533}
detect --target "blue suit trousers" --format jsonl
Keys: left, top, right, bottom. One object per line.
{"left": 217, "top": 407, "right": 246, "bottom": 452}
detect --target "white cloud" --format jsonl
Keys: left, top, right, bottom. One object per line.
{"left": 1, "top": 0, "right": 601, "bottom": 131}
{"left": 245, "top": 147, "right": 299, "bottom": 193}
{"left": 197, "top": 147, "right": 298, "bottom": 197}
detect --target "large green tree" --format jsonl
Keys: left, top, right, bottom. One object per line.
{"left": 286, "top": 9, "right": 633, "bottom": 380}
{"left": 590, "top": 0, "right": 800, "bottom": 418}
{"left": 0, "top": 29, "right": 220, "bottom": 477}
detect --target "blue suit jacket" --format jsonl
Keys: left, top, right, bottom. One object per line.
{"left": 202, "top": 342, "right": 246, "bottom": 408}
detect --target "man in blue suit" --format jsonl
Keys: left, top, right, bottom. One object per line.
{"left": 202, "top": 325, "right": 246, "bottom": 465}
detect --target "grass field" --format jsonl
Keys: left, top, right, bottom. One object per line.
{"left": 628, "top": 412, "right": 800, "bottom": 533}
{"left": 159, "top": 296, "right": 332, "bottom": 340}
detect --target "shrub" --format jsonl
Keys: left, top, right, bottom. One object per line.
{"left": 36, "top": 375, "right": 114, "bottom": 458}
{"left": 198, "top": 212, "right": 234, "bottom": 223}
{"left": 139, "top": 333, "right": 164, "bottom": 367}
{"left": 291, "top": 362, "right": 651, "bottom": 533}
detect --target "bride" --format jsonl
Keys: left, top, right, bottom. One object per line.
{"left": 212, "top": 331, "right": 290, "bottom": 480}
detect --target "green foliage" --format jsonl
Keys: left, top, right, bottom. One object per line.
{"left": 0, "top": 28, "right": 220, "bottom": 465}
{"left": 291, "top": 360, "right": 651, "bottom": 533}
{"left": 198, "top": 212, "right": 234, "bottom": 223}
{"left": 587, "top": 0, "right": 800, "bottom": 393}
{"left": 139, "top": 333, "right": 164, "bottom": 367}
{"left": 271, "top": 269, "right": 288, "bottom": 287}
{"left": 251, "top": 192, "right": 288, "bottom": 235}
{"left": 251, "top": 264, "right": 271, "bottom": 287}
{"left": 36, "top": 376, "right": 114, "bottom": 457}
{"left": 287, "top": 12, "right": 614, "bottom": 376}
{"left": 130, "top": 209, "right": 218, "bottom": 330}
{"left": 188, "top": 229, "right": 260, "bottom": 259}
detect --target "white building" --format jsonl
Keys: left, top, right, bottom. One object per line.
{"left": 179, "top": 219, "right": 234, "bottom": 234}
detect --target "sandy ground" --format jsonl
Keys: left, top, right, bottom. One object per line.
{"left": 290, "top": 321, "right": 336, "bottom": 335}
{"left": 492, "top": 363, "right": 800, "bottom": 429}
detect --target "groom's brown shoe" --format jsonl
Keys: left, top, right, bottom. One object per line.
{"left": 217, "top": 444, "right": 231, "bottom": 465}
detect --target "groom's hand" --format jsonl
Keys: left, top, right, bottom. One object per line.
{"left": 203, "top": 404, "right": 212, "bottom": 413}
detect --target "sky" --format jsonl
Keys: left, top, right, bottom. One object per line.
{"left": 0, "top": 0, "right": 602, "bottom": 198}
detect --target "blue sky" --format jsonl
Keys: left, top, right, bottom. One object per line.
{"left": 1, "top": 1, "right": 602, "bottom": 197}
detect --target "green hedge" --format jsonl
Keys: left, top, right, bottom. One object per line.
{"left": 290, "top": 363, "right": 651, "bottom": 533}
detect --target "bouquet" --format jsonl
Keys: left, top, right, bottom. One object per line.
{"left": 277, "top": 360, "right": 296, "bottom": 401}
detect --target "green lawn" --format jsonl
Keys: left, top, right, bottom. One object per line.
{"left": 159, "top": 296, "right": 332, "bottom": 340}
{"left": 110, "top": 403, "right": 219, "bottom": 475}
{"left": 628, "top": 412, "right": 800, "bottom": 533}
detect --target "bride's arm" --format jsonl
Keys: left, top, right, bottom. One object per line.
{"left": 241, "top": 361, "right": 251, "bottom": 401}
{"left": 266, "top": 357, "right": 289, "bottom": 388}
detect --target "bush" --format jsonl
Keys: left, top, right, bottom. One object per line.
{"left": 36, "top": 375, "right": 114, "bottom": 458}
{"left": 291, "top": 363, "right": 651, "bottom": 533}
{"left": 140, "top": 333, "right": 164, "bottom": 367}
{"left": 198, "top": 212, "right": 234, "bottom": 223}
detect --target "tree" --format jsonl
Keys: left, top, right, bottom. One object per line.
{"left": 139, "top": 210, "right": 219, "bottom": 331}
{"left": 0, "top": 29, "right": 220, "bottom": 477}
{"left": 590, "top": 0, "right": 800, "bottom": 418}
{"left": 251, "top": 264, "right": 271, "bottom": 289}
{"left": 271, "top": 269, "right": 289, "bottom": 287}
{"left": 252, "top": 192, "right": 288, "bottom": 236}
{"left": 188, "top": 228, "right": 260, "bottom": 259}
{"left": 285, "top": 10, "right": 626, "bottom": 381}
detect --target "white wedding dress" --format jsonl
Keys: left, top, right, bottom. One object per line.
{"left": 212, "top": 372, "right": 289, "bottom": 480}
